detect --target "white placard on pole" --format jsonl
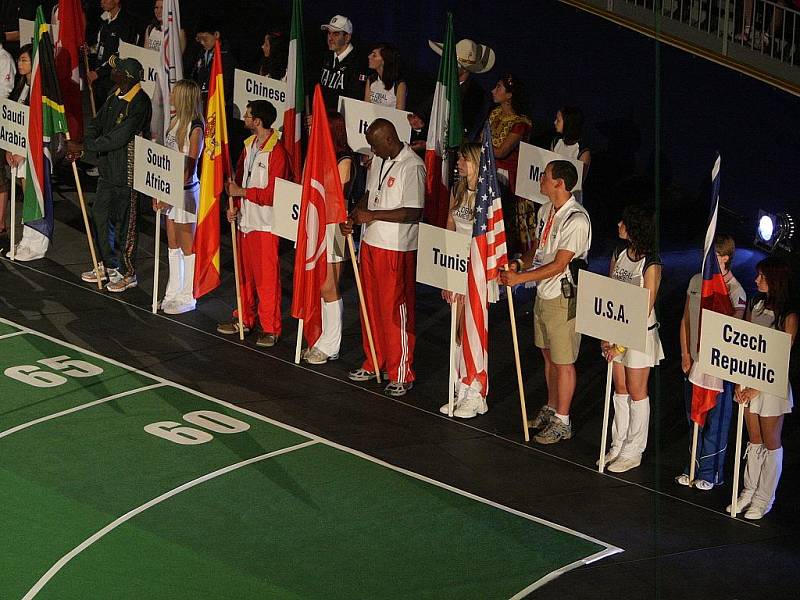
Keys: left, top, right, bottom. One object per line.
{"left": 416, "top": 223, "right": 471, "bottom": 295}
{"left": 18, "top": 19, "right": 56, "bottom": 44}
{"left": 272, "top": 178, "right": 345, "bottom": 259}
{"left": 273, "top": 178, "right": 302, "bottom": 242}
{"left": 697, "top": 308, "right": 791, "bottom": 397}
{"left": 0, "top": 99, "right": 28, "bottom": 155}
{"left": 575, "top": 270, "right": 650, "bottom": 353}
{"left": 132, "top": 136, "right": 185, "bottom": 208}
{"left": 119, "top": 41, "right": 159, "bottom": 98}
{"left": 232, "top": 69, "right": 288, "bottom": 121}
{"left": 337, "top": 97, "right": 412, "bottom": 155}
{"left": 515, "top": 142, "right": 584, "bottom": 204}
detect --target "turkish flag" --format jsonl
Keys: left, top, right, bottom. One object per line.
{"left": 291, "top": 85, "right": 347, "bottom": 348}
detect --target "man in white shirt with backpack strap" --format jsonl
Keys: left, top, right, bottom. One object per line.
{"left": 500, "top": 160, "right": 591, "bottom": 444}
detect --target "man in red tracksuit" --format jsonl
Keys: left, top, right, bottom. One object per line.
{"left": 341, "top": 119, "right": 425, "bottom": 397}
{"left": 217, "top": 100, "right": 288, "bottom": 347}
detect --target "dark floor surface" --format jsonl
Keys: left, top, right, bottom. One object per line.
{"left": 0, "top": 173, "right": 798, "bottom": 599}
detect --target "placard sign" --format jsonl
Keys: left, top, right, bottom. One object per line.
{"left": 337, "top": 97, "right": 412, "bottom": 155}
{"left": 119, "top": 41, "right": 159, "bottom": 98}
{"left": 416, "top": 223, "right": 471, "bottom": 295}
{"left": 232, "top": 69, "right": 288, "bottom": 121}
{"left": 0, "top": 99, "right": 28, "bottom": 154}
{"left": 273, "top": 178, "right": 302, "bottom": 241}
{"left": 133, "top": 136, "right": 185, "bottom": 209}
{"left": 515, "top": 142, "right": 583, "bottom": 204}
{"left": 697, "top": 309, "right": 791, "bottom": 397}
{"left": 19, "top": 19, "right": 58, "bottom": 45}
{"left": 575, "top": 270, "right": 649, "bottom": 352}
{"left": 272, "top": 178, "right": 346, "bottom": 259}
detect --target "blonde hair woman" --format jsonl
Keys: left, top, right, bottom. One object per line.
{"left": 153, "top": 79, "right": 204, "bottom": 314}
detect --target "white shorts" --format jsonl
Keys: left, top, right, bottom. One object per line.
{"left": 750, "top": 387, "right": 793, "bottom": 417}
{"left": 326, "top": 223, "right": 346, "bottom": 264}
{"left": 165, "top": 183, "right": 199, "bottom": 224}
{"left": 614, "top": 327, "right": 664, "bottom": 369}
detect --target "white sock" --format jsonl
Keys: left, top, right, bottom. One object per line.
{"left": 555, "top": 413, "right": 570, "bottom": 425}
{"left": 623, "top": 396, "right": 650, "bottom": 457}
{"left": 315, "top": 298, "right": 343, "bottom": 357}
{"left": 163, "top": 248, "right": 183, "bottom": 303}
{"left": 611, "top": 393, "right": 631, "bottom": 451}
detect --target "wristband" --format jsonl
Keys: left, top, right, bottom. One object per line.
{"left": 614, "top": 345, "right": 627, "bottom": 354}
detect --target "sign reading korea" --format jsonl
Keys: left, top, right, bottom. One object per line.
{"left": 515, "top": 142, "right": 583, "bottom": 204}
{"left": 273, "top": 178, "right": 302, "bottom": 241}
{"left": 416, "top": 223, "right": 471, "bottom": 295}
{"left": 0, "top": 99, "right": 28, "bottom": 154}
{"left": 232, "top": 69, "right": 288, "bottom": 121}
{"left": 119, "top": 41, "right": 158, "bottom": 97}
{"left": 337, "top": 97, "right": 412, "bottom": 155}
{"left": 133, "top": 136, "right": 185, "bottom": 208}
{"left": 698, "top": 309, "right": 791, "bottom": 397}
{"left": 575, "top": 270, "right": 649, "bottom": 352}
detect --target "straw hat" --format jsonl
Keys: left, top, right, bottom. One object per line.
{"left": 428, "top": 38, "right": 496, "bottom": 73}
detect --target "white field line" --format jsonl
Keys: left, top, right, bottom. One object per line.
{"left": 22, "top": 440, "right": 319, "bottom": 599}
{"left": 0, "top": 383, "right": 167, "bottom": 440}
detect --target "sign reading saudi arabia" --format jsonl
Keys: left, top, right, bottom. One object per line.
{"left": 337, "top": 97, "right": 412, "bottom": 155}
{"left": 133, "top": 136, "right": 185, "bottom": 209}
{"left": 232, "top": 69, "right": 288, "bottom": 121}
{"left": 0, "top": 99, "right": 28, "bottom": 155}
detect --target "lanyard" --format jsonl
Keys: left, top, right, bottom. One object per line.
{"left": 538, "top": 206, "right": 556, "bottom": 250}
{"left": 244, "top": 137, "right": 264, "bottom": 187}
{"left": 376, "top": 159, "right": 395, "bottom": 193}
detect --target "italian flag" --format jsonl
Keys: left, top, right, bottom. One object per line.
{"left": 283, "top": 0, "right": 306, "bottom": 183}
{"left": 423, "top": 12, "right": 462, "bottom": 228}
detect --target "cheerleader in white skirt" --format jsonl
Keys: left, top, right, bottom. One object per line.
{"left": 602, "top": 205, "right": 664, "bottom": 473}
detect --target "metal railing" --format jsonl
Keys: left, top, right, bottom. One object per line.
{"left": 565, "top": 0, "right": 800, "bottom": 93}
{"left": 623, "top": 0, "right": 798, "bottom": 67}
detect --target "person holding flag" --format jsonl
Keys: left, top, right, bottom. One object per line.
{"left": 14, "top": 9, "right": 68, "bottom": 263}
{"left": 440, "top": 128, "right": 508, "bottom": 418}
{"left": 675, "top": 234, "right": 746, "bottom": 490}
{"left": 292, "top": 86, "right": 347, "bottom": 361}
{"left": 341, "top": 119, "right": 426, "bottom": 397}
{"left": 78, "top": 55, "right": 152, "bottom": 291}
{"left": 217, "top": 99, "right": 289, "bottom": 346}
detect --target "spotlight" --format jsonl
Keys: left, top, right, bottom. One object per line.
{"left": 755, "top": 210, "right": 795, "bottom": 253}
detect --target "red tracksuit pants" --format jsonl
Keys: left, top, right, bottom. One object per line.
{"left": 234, "top": 230, "right": 281, "bottom": 335}
{"left": 359, "top": 242, "right": 416, "bottom": 383}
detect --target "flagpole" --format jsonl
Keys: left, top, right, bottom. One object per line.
{"left": 295, "top": 319, "right": 304, "bottom": 363}
{"left": 347, "top": 234, "right": 381, "bottom": 384}
{"left": 228, "top": 198, "right": 245, "bottom": 341}
{"left": 80, "top": 44, "right": 97, "bottom": 117}
{"left": 504, "top": 275, "right": 530, "bottom": 442}
{"left": 447, "top": 301, "right": 458, "bottom": 417}
{"left": 730, "top": 402, "right": 745, "bottom": 518}
{"left": 597, "top": 361, "right": 615, "bottom": 472}
{"left": 71, "top": 138, "right": 103, "bottom": 289}
{"left": 151, "top": 208, "right": 162, "bottom": 313}
{"left": 688, "top": 422, "right": 700, "bottom": 485}
{"left": 9, "top": 166, "right": 17, "bottom": 261}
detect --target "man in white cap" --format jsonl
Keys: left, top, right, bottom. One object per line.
{"left": 427, "top": 38, "right": 495, "bottom": 141}
{"left": 318, "top": 14, "right": 365, "bottom": 111}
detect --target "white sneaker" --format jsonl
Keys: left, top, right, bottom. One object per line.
{"left": 727, "top": 491, "right": 755, "bottom": 515}
{"left": 452, "top": 388, "right": 488, "bottom": 419}
{"left": 440, "top": 383, "right": 466, "bottom": 415}
{"left": 597, "top": 448, "right": 622, "bottom": 467}
{"left": 744, "top": 501, "right": 771, "bottom": 520}
{"left": 384, "top": 381, "right": 413, "bottom": 397}
{"left": 607, "top": 454, "right": 642, "bottom": 473}
{"left": 164, "top": 295, "right": 196, "bottom": 315}
{"left": 302, "top": 347, "right": 337, "bottom": 365}
{"left": 694, "top": 479, "right": 714, "bottom": 491}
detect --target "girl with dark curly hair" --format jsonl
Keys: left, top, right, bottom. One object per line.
{"left": 259, "top": 31, "right": 289, "bottom": 81}
{"left": 601, "top": 204, "right": 663, "bottom": 473}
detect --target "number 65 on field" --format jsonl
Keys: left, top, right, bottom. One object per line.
{"left": 4, "top": 355, "right": 104, "bottom": 387}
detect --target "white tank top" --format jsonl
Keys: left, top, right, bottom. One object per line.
{"left": 369, "top": 78, "right": 398, "bottom": 107}
{"left": 165, "top": 121, "right": 199, "bottom": 186}
{"left": 552, "top": 138, "right": 581, "bottom": 160}
{"left": 612, "top": 247, "right": 659, "bottom": 327}
{"left": 145, "top": 27, "right": 163, "bottom": 53}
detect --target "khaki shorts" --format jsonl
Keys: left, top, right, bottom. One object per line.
{"left": 534, "top": 295, "right": 581, "bottom": 364}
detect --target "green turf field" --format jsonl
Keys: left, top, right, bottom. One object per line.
{"left": 0, "top": 317, "right": 620, "bottom": 599}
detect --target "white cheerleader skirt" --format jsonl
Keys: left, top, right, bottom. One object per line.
{"left": 165, "top": 182, "right": 199, "bottom": 225}
{"left": 614, "top": 325, "right": 664, "bottom": 369}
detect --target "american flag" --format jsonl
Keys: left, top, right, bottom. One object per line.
{"left": 461, "top": 122, "right": 509, "bottom": 395}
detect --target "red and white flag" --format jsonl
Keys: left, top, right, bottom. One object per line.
{"left": 291, "top": 85, "right": 347, "bottom": 348}
{"left": 55, "top": 0, "right": 85, "bottom": 141}
{"left": 283, "top": 0, "right": 305, "bottom": 182}
{"left": 462, "top": 121, "right": 508, "bottom": 396}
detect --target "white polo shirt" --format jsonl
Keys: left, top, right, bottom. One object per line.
{"left": 533, "top": 196, "right": 591, "bottom": 300}
{"left": 362, "top": 144, "right": 425, "bottom": 251}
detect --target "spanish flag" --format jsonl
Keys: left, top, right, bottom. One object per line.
{"left": 193, "top": 40, "right": 231, "bottom": 298}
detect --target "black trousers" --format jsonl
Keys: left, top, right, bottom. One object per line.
{"left": 92, "top": 179, "right": 139, "bottom": 276}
